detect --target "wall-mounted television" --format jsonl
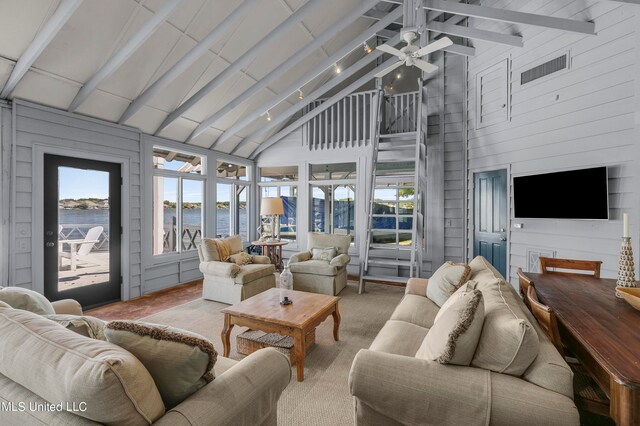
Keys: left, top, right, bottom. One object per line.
{"left": 513, "top": 167, "right": 609, "bottom": 219}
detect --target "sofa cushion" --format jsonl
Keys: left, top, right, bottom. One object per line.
{"left": 469, "top": 255, "right": 505, "bottom": 282}
{"left": 390, "top": 294, "right": 439, "bottom": 329}
{"left": 228, "top": 252, "right": 253, "bottom": 265}
{"left": 234, "top": 263, "right": 276, "bottom": 284}
{"left": 311, "top": 246, "right": 337, "bottom": 261}
{"left": 289, "top": 259, "right": 338, "bottom": 276}
{"left": 0, "top": 306, "right": 165, "bottom": 424}
{"left": 200, "top": 235, "right": 243, "bottom": 262}
{"left": 44, "top": 314, "right": 106, "bottom": 339}
{"left": 0, "top": 286, "right": 55, "bottom": 315}
{"left": 471, "top": 277, "right": 539, "bottom": 376}
{"left": 426, "top": 261, "right": 471, "bottom": 307}
{"left": 369, "top": 320, "right": 429, "bottom": 357}
{"left": 416, "top": 288, "right": 484, "bottom": 365}
{"left": 105, "top": 321, "right": 217, "bottom": 408}
{"left": 307, "top": 232, "right": 351, "bottom": 255}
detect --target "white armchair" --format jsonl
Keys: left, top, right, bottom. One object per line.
{"left": 198, "top": 236, "right": 275, "bottom": 304}
{"left": 288, "top": 233, "right": 352, "bottom": 295}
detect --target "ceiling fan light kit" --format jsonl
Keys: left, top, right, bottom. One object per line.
{"left": 374, "top": 0, "right": 452, "bottom": 78}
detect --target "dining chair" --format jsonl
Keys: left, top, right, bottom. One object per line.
{"left": 526, "top": 284, "right": 610, "bottom": 418}
{"left": 539, "top": 257, "right": 602, "bottom": 278}
{"left": 516, "top": 268, "right": 533, "bottom": 311}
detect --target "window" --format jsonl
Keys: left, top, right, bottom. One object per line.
{"left": 310, "top": 162, "right": 357, "bottom": 243}
{"left": 217, "top": 160, "right": 247, "bottom": 180}
{"left": 310, "top": 162, "right": 357, "bottom": 180}
{"left": 217, "top": 160, "right": 251, "bottom": 241}
{"left": 259, "top": 165, "right": 298, "bottom": 243}
{"left": 152, "top": 148, "right": 205, "bottom": 255}
{"left": 311, "top": 185, "right": 355, "bottom": 240}
{"left": 371, "top": 182, "right": 414, "bottom": 245}
{"left": 260, "top": 186, "right": 297, "bottom": 242}
{"left": 216, "top": 183, "right": 248, "bottom": 241}
{"left": 260, "top": 165, "right": 298, "bottom": 182}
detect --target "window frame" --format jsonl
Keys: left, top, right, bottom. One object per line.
{"left": 370, "top": 179, "right": 415, "bottom": 247}
{"left": 308, "top": 161, "right": 357, "bottom": 246}
{"left": 151, "top": 147, "right": 207, "bottom": 259}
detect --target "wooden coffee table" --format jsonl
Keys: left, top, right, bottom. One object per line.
{"left": 221, "top": 288, "right": 340, "bottom": 381}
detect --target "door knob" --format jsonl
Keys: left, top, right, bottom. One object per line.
{"left": 45, "top": 242, "right": 55, "bottom": 248}
{"left": 500, "top": 237, "right": 507, "bottom": 242}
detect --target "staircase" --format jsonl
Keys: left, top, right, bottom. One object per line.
{"left": 359, "top": 86, "right": 426, "bottom": 294}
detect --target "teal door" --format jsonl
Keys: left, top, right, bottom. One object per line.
{"left": 474, "top": 170, "right": 508, "bottom": 277}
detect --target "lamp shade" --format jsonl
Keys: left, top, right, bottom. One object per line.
{"left": 260, "top": 197, "right": 284, "bottom": 216}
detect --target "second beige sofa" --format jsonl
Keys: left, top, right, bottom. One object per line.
{"left": 349, "top": 256, "right": 579, "bottom": 426}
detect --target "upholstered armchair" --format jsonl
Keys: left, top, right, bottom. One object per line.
{"left": 198, "top": 235, "right": 275, "bottom": 304}
{"left": 288, "top": 233, "right": 352, "bottom": 296}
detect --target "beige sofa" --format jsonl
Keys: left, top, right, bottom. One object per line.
{"left": 288, "top": 232, "right": 351, "bottom": 295}
{"left": 349, "top": 256, "right": 580, "bottom": 426}
{"left": 198, "top": 235, "right": 275, "bottom": 304}
{"left": 0, "top": 297, "right": 290, "bottom": 426}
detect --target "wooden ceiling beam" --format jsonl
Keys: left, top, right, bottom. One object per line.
{"left": 118, "top": 0, "right": 257, "bottom": 124}
{"left": 153, "top": 0, "right": 324, "bottom": 135}
{"left": 424, "top": 0, "right": 595, "bottom": 35}
{"left": 190, "top": 0, "right": 384, "bottom": 144}
{"left": 209, "top": 7, "right": 404, "bottom": 149}
{"left": 0, "top": 0, "right": 83, "bottom": 99}
{"left": 428, "top": 20, "right": 523, "bottom": 47}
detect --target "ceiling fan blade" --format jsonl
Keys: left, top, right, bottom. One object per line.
{"left": 374, "top": 60, "right": 404, "bottom": 78}
{"left": 376, "top": 44, "right": 404, "bottom": 58}
{"left": 413, "top": 36, "right": 453, "bottom": 58}
{"left": 414, "top": 59, "right": 439, "bottom": 74}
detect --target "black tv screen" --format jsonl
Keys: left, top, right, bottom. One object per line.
{"left": 513, "top": 167, "right": 609, "bottom": 219}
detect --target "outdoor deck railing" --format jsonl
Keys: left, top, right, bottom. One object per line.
{"left": 59, "top": 225, "right": 110, "bottom": 251}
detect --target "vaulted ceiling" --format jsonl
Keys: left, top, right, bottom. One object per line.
{"left": 0, "top": 0, "right": 386, "bottom": 156}
{"left": 0, "top": 0, "right": 601, "bottom": 158}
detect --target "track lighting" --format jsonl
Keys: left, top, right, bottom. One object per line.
{"left": 334, "top": 64, "right": 341, "bottom": 74}
{"left": 298, "top": 89, "right": 304, "bottom": 100}
{"left": 363, "top": 42, "right": 372, "bottom": 54}
{"left": 263, "top": 110, "right": 272, "bottom": 121}
{"left": 396, "top": 72, "right": 401, "bottom": 79}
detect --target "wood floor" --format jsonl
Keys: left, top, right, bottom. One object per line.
{"left": 85, "top": 280, "right": 202, "bottom": 321}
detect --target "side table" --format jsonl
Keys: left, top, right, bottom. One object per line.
{"left": 251, "top": 240, "right": 288, "bottom": 272}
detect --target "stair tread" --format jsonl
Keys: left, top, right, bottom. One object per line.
{"left": 368, "top": 259, "right": 413, "bottom": 267}
{"left": 360, "top": 274, "right": 408, "bottom": 284}
{"left": 380, "top": 132, "right": 416, "bottom": 138}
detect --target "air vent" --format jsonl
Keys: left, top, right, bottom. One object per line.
{"left": 521, "top": 54, "right": 568, "bottom": 85}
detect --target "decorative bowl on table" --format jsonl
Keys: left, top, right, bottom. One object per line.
{"left": 616, "top": 287, "right": 640, "bottom": 311}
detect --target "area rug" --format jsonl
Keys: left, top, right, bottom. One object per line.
{"left": 141, "top": 281, "right": 404, "bottom": 426}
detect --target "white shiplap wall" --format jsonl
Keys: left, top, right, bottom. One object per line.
{"left": 465, "top": 0, "right": 640, "bottom": 283}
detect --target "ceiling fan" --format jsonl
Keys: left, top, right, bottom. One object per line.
{"left": 374, "top": 33, "right": 453, "bottom": 78}
{"left": 373, "top": 0, "right": 452, "bottom": 78}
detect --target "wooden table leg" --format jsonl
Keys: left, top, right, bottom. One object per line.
{"left": 332, "top": 303, "right": 341, "bottom": 341}
{"left": 221, "top": 313, "right": 234, "bottom": 357}
{"left": 294, "top": 328, "right": 306, "bottom": 382}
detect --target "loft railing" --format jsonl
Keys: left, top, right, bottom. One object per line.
{"left": 305, "top": 90, "right": 376, "bottom": 150}
{"left": 382, "top": 91, "right": 419, "bottom": 134}
{"left": 303, "top": 90, "right": 419, "bottom": 150}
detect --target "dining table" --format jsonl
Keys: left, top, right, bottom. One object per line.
{"left": 524, "top": 272, "right": 640, "bottom": 425}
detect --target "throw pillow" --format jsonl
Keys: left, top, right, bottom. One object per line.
{"left": 416, "top": 288, "right": 484, "bottom": 365}
{"left": 228, "top": 252, "right": 253, "bottom": 265}
{"left": 0, "top": 300, "right": 10, "bottom": 308}
{"left": 44, "top": 314, "right": 106, "bottom": 340}
{"left": 471, "top": 277, "right": 539, "bottom": 376}
{"left": 311, "top": 247, "right": 337, "bottom": 262}
{"left": 105, "top": 321, "right": 217, "bottom": 408}
{"left": 434, "top": 280, "right": 478, "bottom": 323}
{"left": 426, "top": 261, "right": 472, "bottom": 307}
{"left": 200, "top": 238, "right": 220, "bottom": 261}
{"left": 0, "top": 286, "right": 55, "bottom": 315}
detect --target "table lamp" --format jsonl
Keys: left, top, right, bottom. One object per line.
{"left": 260, "top": 197, "right": 284, "bottom": 242}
